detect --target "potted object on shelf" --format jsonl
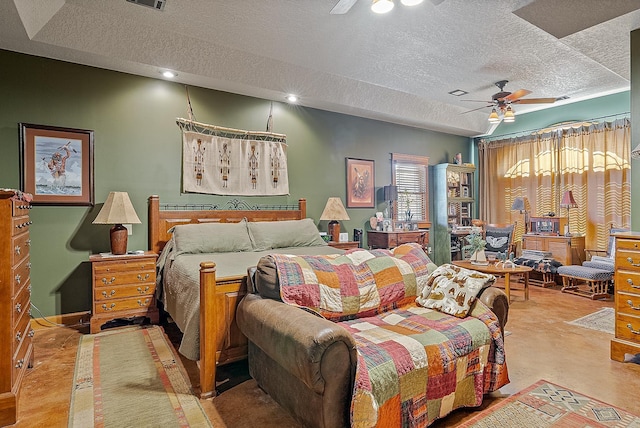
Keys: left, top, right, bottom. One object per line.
{"left": 463, "top": 232, "right": 488, "bottom": 265}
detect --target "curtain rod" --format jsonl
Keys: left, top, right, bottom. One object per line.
{"left": 476, "top": 112, "right": 630, "bottom": 142}
{"left": 176, "top": 117, "right": 287, "bottom": 139}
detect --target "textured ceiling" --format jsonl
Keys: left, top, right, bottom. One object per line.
{"left": 1, "top": 0, "right": 639, "bottom": 137}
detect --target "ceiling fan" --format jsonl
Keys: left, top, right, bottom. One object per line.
{"left": 330, "top": 0, "right": 445, "bottom": 15}
{"left": 461, "top": 80, "right": 566, "bottom": 122}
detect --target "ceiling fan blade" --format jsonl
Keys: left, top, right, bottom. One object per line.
{"left": 504, "top": 89, "right": 532, "bottom": 101}
{"left": 513, "top": 98, "right": 558, "bottom": 104}
{"left": 461, "top": 99, "right": 494, "bottom": 103}
{"left": 460, "top": 105, "right": 493, "bottom": 114}
{"left": 330, "top": 0, "right": 357, "bottom": 14}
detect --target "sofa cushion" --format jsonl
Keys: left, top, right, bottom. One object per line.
{"left": 270, "top": 243, "right": 434, "bottom": 321}
{"left": 416, "top": 263, "right": 496, "bottom": 318}
{"left": 172, "top": 219, "right": 253, "bottom": 254}
{"left": 248, "top": 218, "right": 327, "bottom": 251}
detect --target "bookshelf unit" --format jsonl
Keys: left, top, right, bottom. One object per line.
{"left": 433, "top": 163, "right": 476, "bottom": 265}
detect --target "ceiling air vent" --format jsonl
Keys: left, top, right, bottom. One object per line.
{"left": 126, "top": 0, "right": 166, "bottom": 11}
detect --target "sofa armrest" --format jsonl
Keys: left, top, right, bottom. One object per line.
{"left": 477, "top": 287, "right": 509, "bottom": 331}
{"left": 237, "top": 293, "right": 358, "bottom": 394}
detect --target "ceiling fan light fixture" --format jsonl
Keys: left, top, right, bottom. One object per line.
{"left": 401, "top": 0, "right": 424, "bottom": 6}
{"left": 488, "top": 108, "right": 500, "bottom": 124}
{"left": 503, "top": 105, "right": 515, "bottom": 123}
{"left": 371, "top": 0, "right": 394, "bottom": 14}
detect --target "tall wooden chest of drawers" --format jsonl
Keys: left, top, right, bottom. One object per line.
{"left": 0, "top": 190, "right": 34, "bottom": 426}
{"left": 611, "top": 232, "right": 640, "bottom": 361}
{"left": 90, "top": 252, "right": 159, "bottom": 334}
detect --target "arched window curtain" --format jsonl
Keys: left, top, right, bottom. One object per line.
{"left": 478, "top": 117, "right": 630, "bottom": 251}
{"left": 559, "top": 118, "right": 631, "bottom": 249}
{"left": 478, "top": 132, "right": 559, "bottom": 242}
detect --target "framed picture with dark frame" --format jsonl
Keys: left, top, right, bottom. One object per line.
{"left": 19, "top": 123, "right": 94, "bottom": 206}
{"left": 346, "top": 157, "right": 375, "bottom": 208}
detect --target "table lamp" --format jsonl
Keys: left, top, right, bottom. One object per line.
{"left": 560, "top": 190, "right": 577, "bottom": 236}
{"left": 319, "top": 197, "right": 350, "bottom": 242}
{"left": 93, "top": 191, "right": 141, "bottom": 254}
{"left": 383, "top": 185, "right": 398, "bottom": 220}
{"left": 511, "top": 196, "right": 529, "bottom": 234}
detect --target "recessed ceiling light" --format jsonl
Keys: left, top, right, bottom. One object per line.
{"left": 448, "top": 89, "right": 468, "bottom": 97}
{"left": 286, "top": 94, "right": 298, "bottom": 103}
{"left": 161, "top": 70, "right": 177, "bottom": 78}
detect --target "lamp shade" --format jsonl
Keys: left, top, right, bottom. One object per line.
{"left": 319, "top": 197, "right": 350, "bottom": 221}
{"left": 93, "top": 192, "right": 141, "bottom": 224}
{"left": 383, "top": 185, "right": 398, "bottom": 202}
{"left": 511, "top": 196, "right": 527, "bottom": 211}
{"left": 560, "top": 190, "right": 577, "bottom": 208}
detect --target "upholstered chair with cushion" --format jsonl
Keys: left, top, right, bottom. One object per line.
{"left": 484, "top": 223, "right": 515, "bottom": 258}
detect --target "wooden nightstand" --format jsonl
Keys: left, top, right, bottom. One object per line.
{"left": 89, "top": 251, "right": 159, "bottom": 334}
{"left": 328, "top": 241, "right": 360, "bottom": 250}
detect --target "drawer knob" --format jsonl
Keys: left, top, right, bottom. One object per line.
{"left": 16, "top": 332, "right": 21, "bottom": 342}
{"left": 627, "top": 257, "right": 640, "bottom": 267}
{"left": 15, "top": 245, "right": 20, "bottom": 255}
{"left": 102, "top": 276, "right": 116, "bottom": 285}
{"left": 102, "top": 303, "right": 116, "bottom": 311}
{"left": 28, "top": 329, "right": 35, "bottom": 338}
{"left": 137, "top": 299, "right": 150, "bottom": 307}
{"left": 627, "top": 300, "right": 640, "bottom": 311}
{"left": 15, "top": 359, "right": 24, "bottom": 369}
{"left": 627, "top": 323, "right": 640, "bottom": 335}
{"left": 102, "top": 290, "right": 116, "bottom": 298}
{"left": 137, "top": 286, "right": 150, "bottom": 294}
{"left": 15, "top": 303, "right": 21, "bottom": 313}
{"left": 626, "top": 278, "right": 640, "bottom": 288}
{"left": 27, "top": 262, "right": 32, "bottom": 270}
{"left": 26, "top": 239, "right": 31, "bottom": 246}
{"left": 137, "top": 273, "right": 150, "bottom": 281}
{"left": 15, "top": 274, "right": 21, "bottom": 284}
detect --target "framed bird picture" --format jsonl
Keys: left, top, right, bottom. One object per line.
{"left": 346, "top": 157, "right": 374, "bottom": 208}
{"left": 19, "top": 123, "right": 94, "bottom": 205}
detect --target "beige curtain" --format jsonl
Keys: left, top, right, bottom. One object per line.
{"left": 478, "top": 118, "right": 630, "bottom": 251}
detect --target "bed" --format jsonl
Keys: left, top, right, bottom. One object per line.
{"left": 147, "top": 195, "right": 343, "bottom": 398}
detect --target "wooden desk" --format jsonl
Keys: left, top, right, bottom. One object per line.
{"left": 367, "top": 229, "right": 429, "bottom": 250}
{"left": 522, "top": 234, "right": 585, "bottom": 266}
{"left": 452, "top": 260, "right": 532, "bottom": 302}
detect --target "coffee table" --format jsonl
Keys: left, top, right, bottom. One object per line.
{"left": 451, "top": 260, "right": 533, "bottom": 302}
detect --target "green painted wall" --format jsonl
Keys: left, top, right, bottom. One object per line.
{"left": 0, "top": 49, "right": 470, "bottom": 317}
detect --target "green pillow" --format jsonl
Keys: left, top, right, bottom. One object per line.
{"left": 248, "top": 218, "right": 327, "bottom": 251}
{"left": 172, "top": 219, "right": 253, "bottom": 254}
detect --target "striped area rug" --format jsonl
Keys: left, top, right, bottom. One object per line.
{"left": 458, "top": 379, "right": 640, "bottom": 427}
{"left": 69, "top": 326, "right": 211, "bottom": 427}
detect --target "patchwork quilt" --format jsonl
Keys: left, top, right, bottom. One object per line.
{"left": 342, "top": 301, "right": 509, "bottom": 427}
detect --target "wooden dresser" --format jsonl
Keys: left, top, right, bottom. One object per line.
{"left": 90, "top": 252, "right": 159, "bottom": 334}
{"left": 0, "top": 190, "right": 34, "bottom": 426}
{"left": 611, "top": 231, "right": 640, "bottom": 361}
{"left": 522, "top": 234, "right": 585, "bottom": 266}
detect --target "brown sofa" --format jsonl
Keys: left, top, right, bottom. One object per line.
{"left": 236, "top": 254, "right": 509, "bottom": 428}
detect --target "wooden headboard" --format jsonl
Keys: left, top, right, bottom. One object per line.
{"left": 148, "top": 195, "right": 307, "bottom": 254}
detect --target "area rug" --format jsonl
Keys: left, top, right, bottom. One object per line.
{"left": 566, "top": 307, "right": 615, "bottom": 334}
{"left": 458, "top": 379, "right": 640, "bottom": 427}
{"left": 69, "top": 326, "right": 212, "bottom": 427}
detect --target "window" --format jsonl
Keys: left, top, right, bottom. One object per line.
{"left": 391, "top": 153, "right": 429, "bottom": 225}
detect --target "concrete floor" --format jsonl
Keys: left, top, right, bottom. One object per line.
{"left": 12, "top": 282, "right": 640, "bottom": 427}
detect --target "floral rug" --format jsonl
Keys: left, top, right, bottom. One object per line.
{"left": 565, "top": 307, "right": 614, "bottom": 334}
{"left": 69, "top": 326, "right": 211, "bottom": 427}
{"left": 458, "top": 379, "right": 640, "bottom": 427}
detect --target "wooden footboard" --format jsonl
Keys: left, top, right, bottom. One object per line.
{"left": 148, "top": 195, "right": 307, "bottom": 399}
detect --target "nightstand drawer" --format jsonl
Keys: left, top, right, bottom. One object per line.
{"left": 93, "top": 258, "right": 156, "bottom": 274}
{"left": 95, "top": 282, "right": 156, "bottom": 301}
{"left": 93, "top": 268, "right": 155, "bottom": 287}
{"left": 617, "top": 292, "right": 640, "bottom": 317}
{"left": 94, "top": 296, "right": 155, "bottom": 314}
{"left": 616, "top": 270, "right": 640, "bottom": 294}
{"left": 615, "top": 312, "right": 640, "bottom": 342}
